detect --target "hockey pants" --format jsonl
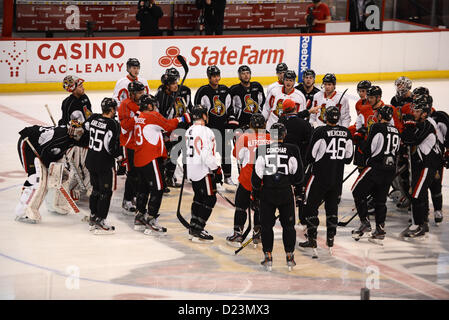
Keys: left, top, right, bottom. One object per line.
{"left": 233, "top": 184, "right": 260, "bottom": 230}
{"left": 135, "top": 158, "right": 165, "bottom": 218}
{"left": 411, "top": 166, "right": 436, "bottom": 225}
{"left": 88, "top": 167, "right": 115, "bottom": 220}
{"left": 190, "top": 175, "right": 217, "bottom": 232}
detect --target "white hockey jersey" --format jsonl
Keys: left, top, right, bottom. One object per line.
{"left": 309, "top": 90, "right": 351, "bottom": 128}
{"left": 262, "top": 86, "right": 307, "bottom": 130}
{"left": 113, "top": 75, "right": 150, "bottom": 105}
{"left": 185, "top": 124, "right": 219, "bottom": 182}
{"left": 266, "top": 80, "right": 299, "bottom": 98}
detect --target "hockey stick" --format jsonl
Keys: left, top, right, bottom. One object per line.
{"left": 235, "top": 214, "right": 279, "bottom": 255}
{"left": 217, "top": 191, "right": 235, "bottom": 207}
{"left": 173, "top": 55, "right": 189, "bottom": 107}
{"left": 241, "top": 207, "right": 252, "bottom": 242}
{"left": 44, "top": 104, "right": 87, "bottom": 193}
{"left": 176, "top": 168, "right": 190, "bottom": 229}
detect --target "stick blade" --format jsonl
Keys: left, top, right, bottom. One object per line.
{"left": 177, "top": 55, "right": 189, "bottom": 72}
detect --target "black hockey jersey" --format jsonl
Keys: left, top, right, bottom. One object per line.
{"left": 278, "top": 114, "right": 313, "bottom": 163}
{"left": 390, "top": 95, "right": 413, "bottom": 109}
{"left": 83, "top": 114, "right": 121, "bottom": 170}
{"left": 362, "top": 122, "right": 400, "bottom": 171}
{"left": 430, "top": 109, "right": 449, "bottom": 149}
{"left": 295, "top": 83, "right": 320, "bottom": 109}
{"left": 18, "top": 125, "right": 82, "bottom": 167}
{"left": 230, "top": 82, "right": 265, "bottom": 128}
{"left": 252, "top": 141, "right": 304, "bottom": 191}
{"left": 155, "top": 84, "right": 193, "bottom": 119}
{"left": 306, "top": 125, "right": 353, "bottom": 182}
{"left": 401, "top": 118, "right": 441, "bottom": 168}
{"left": 58, "top": 93, "right": 92, "bottom": 126}
{"left": 194, "top": 84, "right": 232, "bottom": 131}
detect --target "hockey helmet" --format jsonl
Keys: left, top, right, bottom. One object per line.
{"left": 138, "top": 94, "right": 158, "bottom": 112}
{"left": 412, "top": 86, "right": 429, "bottom": 97}
{"left": 282, "top": 99, "right": 296, "bottom": 114}
{"left": 322, "top": 73, "right": 336, "bottom": 84}
{"left": 128, "top": 80, "right": 145, "bottom": 93}
{"left": 101, "top": 97, "right": 117, "bottom": 114}
{"left": 270, "top": 122, "right": 287, "bottom": 140}
{"left": 207, "top": 65, "right": 221, "bottom": 78}
{"left": 325, "top": 106, "right": 340, "bottom": 124}
{"left": 367, "top": 85, "right": 382, "bottom": 97}
{"left": 283, "top": 70, "right": 297, "bottom": 81}
{"left": 161, "top": 73, "right": 178, "bottom": 86}
{"left": 238, "top": 65, "right": 251, "bottom": 74}
{"left": 377, "top": 105, "right": 393, "bottom": 121}
{"left": 302, "top": 68, "right": 316, "bottom": 79}
{"left": 412, "top": 95, "right": 431, "bottom": 114}
{"left": 126, "top": 58, "right": 140, "bottom": 70}
{"left": 276, "top": 63, "right": 288, "bottom": 73}
{"left": 165, "top": 67, "right": 180, "bottom": 79}
{"left": 191, "top": 104, "right": 208, "bottom": 120}
{"left": 357, "top": 80, "right": 372, "bottom": 90}
{"left": 63, "top": 75, "right": 84, "bottom": 93}
{"left": 394, "top": 76, "right": 412, "bottom": 96}
{"left": 249, "top": 113, "right": 266, "bottom": 129}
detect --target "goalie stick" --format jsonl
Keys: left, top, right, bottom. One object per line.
{"left": 44, "top": 104, "right": 87, "bottom": 193}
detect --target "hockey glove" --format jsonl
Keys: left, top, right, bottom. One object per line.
{"left": 354, "top": 127, "right": 367, "bottom": 144}
{"left": 293, "top": 185, "right": 304, "bottom": 208}
{"left": 444, "top": 150, "right": 449, "bottom": 169}
{"left": 177, "top": 113, "right": 192, "bottom": 125}
{"left": 227, "top": 115, "right": 240, "bottom": 130}
{"left": 250, "top": 189, "right": 260, "bottom": 212}
{"left": 213, "top": 167, "right": 223, "bottom": 185}
{"left": 402, "top": 114, "right": 416, "bottom": 127}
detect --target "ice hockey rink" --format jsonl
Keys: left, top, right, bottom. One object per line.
{"left": 1, "top": 79, "right": 449, "bottom": 300}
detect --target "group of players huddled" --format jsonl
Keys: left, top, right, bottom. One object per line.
{"left": 15, "top": 57, "right": 449, "bottom": 271}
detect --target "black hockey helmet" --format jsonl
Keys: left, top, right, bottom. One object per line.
{"left": 283, "top": 70, "right": 297, "bottom": 81}
{"left": 139, "top": 94, "right": 158, "bottom": 112}
{"left": 322, "top": 73, "right": 336, "bottom": 84}
{"left": 191, "top": 104, "right": 208, "bottom": 120}
{"left": 126, "top": 58, "right": 140, "bottom": 70}
{"left": 412, "top": 95, "right": 431, "bottom": 114}
{"left": 302, "top": 68, "right": 316, "bottom": 79}
{"left": 378, "top": 105, "right": 393, "bottom": 121}
{"left": 165, "top": 67, "right": 180, "bottom": 79}
{"left": 128, "top": 80, "right": 145, "bottom": 93}
{"left": 412, "top": 86, "right": 429, "bottom": 97}
{"left": 238, "top": 65, "right": 251, "bottom": 74}
{"left": 367, "top": 85, "right": 382, "bottom": 97}
{"left": 325, "top": 106, "right": 340, "bottom": 124}
{"left": 357, "top": 80, "right": 372, "bottom": 90}
{"left": 101, "top": 97, "right": 117, "bottom": 114}
{"left": 270, "top": 122, "right": 287, "bottom": 139}
{"left": 207, "top": 65, "right": 221, "bottom": 78}
{"left": 276, "top": 62, "right": 288, "bottom": 73}
{"left": 249, "top": 113, "right": 265, "bottom": 129}
{"left": 161, "top": 73, "right": 178, "bottom": 86}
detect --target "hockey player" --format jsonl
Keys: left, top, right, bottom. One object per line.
{"left": 185, "top": 105, "right": 222, "bottom": 243}
{"left": 295, "top": 68, "right": 320, "bottom": 113}
{"left": 262, "top": 70, "right": 307, "bottom": 130}
{"left": 133, "top": 94, "right": 191, "bottom": 235}
{"left": 194, "top": 65, "right": 235, "bottom": 185}
{"left": 309, "top": 73, "right": 351, "bottom": 128}
{"left": 355, "top": 80, "right": 371, "bottom": 115}
{"left": 351, "top": 105, "right": 400, "bottom": 244}
{"left": 266, "top": 62, "right": 288, "bottom": 98}
{"left": 428, "top": 95, "right": 449, "bottom": 225}
{"left": 390, "top": 76, "right": 413, "bottom": 110}
{"left": 156, "top": 67, "right": 193, "bottom": 189}
{"left": 113, "top": 58, "right": 150, "bottom": 105}
{"left": 59, "top": 75, "right": 92, "bottom": 126}
{"left": 251, "top": 122, "right": 304, "bottom": 271}
{"left": 230, "top": 65, "right": 266, "bottom": 129}
{"left": 83, "top": 98, "right": 121, "bottom": 234}
{"left": 16, "top": 122, "right": 85, "bottom": 223}
{"left": 299, "top": 106, "right": 353, "bottom": 257}
{"left": 118, "top": 80, "right": 146, "bottom": 215}
{"left": 400, "top": 96, "right": 441, "bottom": 239}
{"left": 226, "top": 113, "right": 270, "bottom": 247}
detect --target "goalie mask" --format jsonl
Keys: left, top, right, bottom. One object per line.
{"left": 63, "top": 75, "right": 84, "bottom": 93}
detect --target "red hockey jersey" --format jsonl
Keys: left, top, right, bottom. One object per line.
{"left": 118, "top": 98, "right": 140, "bottom": 148}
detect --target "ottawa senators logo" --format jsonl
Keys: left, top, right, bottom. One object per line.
{"left": 273, "top": 99, "right": 284, "bottom": 117}
{"left": 318, "top": 103, "right": 327, "bottom": 122}
{"left": 174, "top": 97, "right": 186, "bottom": 117}
{"left": 243, "top": 94, "right": 259, "bottom": 114}
{"left": 366, "top": 114, "right": 377, "bottom": 135}
{"left": 210, "top": 96, "right": 226, "bottom": 116}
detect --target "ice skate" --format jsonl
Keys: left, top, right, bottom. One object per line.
{"left": 14, "top": 215, "right": 39, "bottom": 224}
{"left": 388, "top": 190, "right": 402, "bottom": 203}
{"left": 298, "top": 238, "right": 318, "bottom": 259}
{"left": 122, "top": 200, "right": 136, "bottom": 216}
{"left": 327, "top": 236, "right": 334, "bottom": 255}
{"left": 252, "top": 225, "right": 261, "bottom": 248}
{"left": 261, "top": 252, "right": 272, "bottom": 271}
{"left": 434, "top": 210, "right": 443, "bottom": 226}
{"left": 351, "top": 220, "right": 372, "bottom": 241}
{"left": 396, "top": 196, "right": 410, "bottom": 209}
{"left": 286, "top": 252, "right": 296, "bottom": 271}
{"left": 190, "top": 228, "right": 214, "bottom": 243}
{"left": 133, "top": 211, "right": 147, "bottom": 231}
{"left": 144, "top": 216, "right": 167, "bottom": 236}
{"left": 224, "top": 177, "right": 236, "bottom": 186}
{"left": 368, "top": 224, "right": 386, "bottom": 246}
{"left": 93, "top": 218, "right": 115, "bottom": 235}
{"left": 226, "top": 227, "right": 243, "bottom": 248}
{"left": 165, "top": 176, "right": 181, "bottom": 188}
{"left": 400, "top": 224, "right": 427, "bottom": 241}
{"left": 88, "top": 214, "right": 96, "bottom": 231}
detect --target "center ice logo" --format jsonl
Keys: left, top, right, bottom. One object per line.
{"left": 158, "top": 46, "right": 183, "bottom": 68}
{"left": 0, "top": 42, "right": 27, "bottom": 78}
